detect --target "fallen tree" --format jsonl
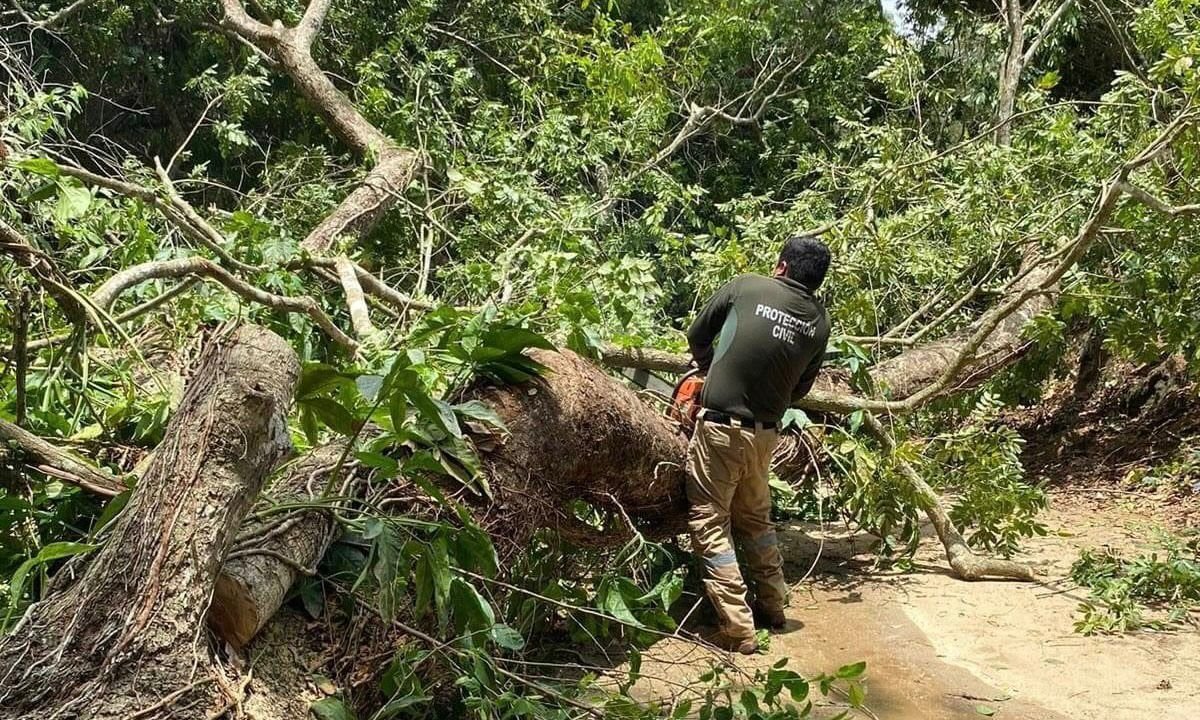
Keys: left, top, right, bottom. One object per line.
{"left": 0, "top": 331, "right": 688, "bottom": 718}
{"left": 5, "top": 2, "right": 1200, "bottom": 715}
{"left": 0, "top": 316, "right": 1043, "bottom": 718}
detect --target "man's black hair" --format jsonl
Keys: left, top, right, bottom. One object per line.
{"left": 778, "top": 235, "right": 831, "bottom": 289}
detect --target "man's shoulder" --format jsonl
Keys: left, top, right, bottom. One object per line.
{"left": 711, "top": 273, "right": 764, "bottom": 300}
{"left": 727, "top": 273, "right": 769, "bottom": 292}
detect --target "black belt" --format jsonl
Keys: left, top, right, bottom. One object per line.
{"left": 702, "top": 411, "right": 776, "bottom": 430}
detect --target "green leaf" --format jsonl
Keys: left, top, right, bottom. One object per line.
{"left": 450, "top": 577, "right": 495, "bottom": 636}
{"left": 309, "top": 696, "right": 356, "bottom": 720}
{"left": 639, "top": 570, "right": 683, "bottom": 610}
{"left": 355, "top": 374, "right": 384, "bottom": 402}
{"left": 782, "top": 675, "right": 809, "bottom": 702}
{"left": 373, "top": 523, "right": 408, "bottom": 621}
{"left": 835, "top": 661, "right": 866, "bottom": 679}
{"left": 362, "top": 517, "right": 386, "bottom": 541}
{"left": 297, "top": 577, "right": 325, "bottom": 619}
{"left": 301, "top": 398, "right": 358, "bottom": 436}
{"left": 403, "top": 450, "right": 448, "bottom": 476}
{"left": 451, "top": 520, "right": 499, "bottom": 578}
{"left": 388, "top": 388, "right": 408, "bottom": 433}
{"left": 438, "top": 442, "right": 488, "bottom": 498}
{"left": 91, "top": 489, "right": 132, "bottom": 538}
{"left": 452, "top": 400, "right": 508, "bottom": 431}
{"left": 405, "top": 386, "right": 461, "bottom": 438}
{"left": 413, "top": 549, "right": 433, "bottom": 618}
{"left": 975, "top": 706, "right": 997, "bottom": 717}
{"left": 780, "top": 408, "right": 811, "bottom": 430}
{"left": 847, "top": 680, "right": 866, "bottom": 707}
{"left": 491, "top": 623, "right": 526, "bottom": 651}
{"left": 600, "top": 578, "right": 644, "bottom": 628}
{"left": 78, "top": 245, "right": 108, "bottom": 269}
{"left": 15, "top": 157, "right": 60, "bottom": 177}
{"left": 297, "top": 363, "right": 352, "bottom": 399}
{"left": 356, "top": 451, "right": 398, "bottom": 476}
{"left": 471, "top": 651, "right": 494, "bottom": 690}
{"left": 53, "top": 182, "right": 91, "bottom": 223}
{"left": 432, "top": 399, "right": 462, "bottom": 438}
{"left": 24, "top": 181, "right": 57, "bottom": 203}
{"left": 8, "top": 542, "right": 97, "bottom": 607}
{"left": 479, "top": 327, "right": 554, "bottom": 355}
{"left": 300, "top": 406, "right": 320, "bottom": 445}
{"left": 738, "top": 690, "right": 760, "bottom": 715}
{"left": 0, "top": 496, "right": 32, "bottom": 512}
{"left": 480, "top": 358, "right": 544, "bottom": 384}
{"left": 426, "top": 536, "right": 453, "bottom": 627}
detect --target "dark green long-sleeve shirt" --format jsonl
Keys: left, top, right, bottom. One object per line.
{"left": 688, "top": 274, "right": 830, "bottom": 423}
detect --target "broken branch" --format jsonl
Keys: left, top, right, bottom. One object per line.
{"left": 91, "top": 257, "right": 358, "bottom": 352}
{"left": 862, "top": 413, "right": 1035, "bottom": 581}
{"left": 0, "top": 418, "right": 125, "bottom": 497}
{"left": 334, "top": 256, "right": 377, "bottom": 338}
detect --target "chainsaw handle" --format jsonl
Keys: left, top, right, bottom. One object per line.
{"left": 671, "top": 366, "right": 703, "bottom": 399}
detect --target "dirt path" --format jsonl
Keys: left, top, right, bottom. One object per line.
{"left": 623, "top": 492, "right": 1199, "bottom": 719}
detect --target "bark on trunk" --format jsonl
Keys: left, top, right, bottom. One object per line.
{"left": 1072, "top": 329, "right": 1108, "bottom": 402}
{"left": 472, "top": 349, "right": 691, "bottom": 542}
{"left": 996, "top": 0, "right": 1025, "bottom": 147}
{"left": 0, "top": 325, "right": 299, "bottom": 720}
{"left": 209, "top": 443, "right": 343, "bottom": 648}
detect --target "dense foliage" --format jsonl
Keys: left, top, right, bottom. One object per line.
{"left": 3, "top": 0, "right": 1200, "bottom": 716}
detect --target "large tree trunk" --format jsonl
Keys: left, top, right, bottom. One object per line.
{"left": 474, "top": 350, "right": 690, "bottom": 542}
{"left": 0, "top": 325, "right": 299, "bottom": 720}
{"left": 209, "top": 443, "right": 343, "bottom": 648}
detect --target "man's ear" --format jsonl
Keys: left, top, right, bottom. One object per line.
{"left": 773, "top": 260, "right": 788, "bottom": 278}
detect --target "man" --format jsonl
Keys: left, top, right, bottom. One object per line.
{"left": 686, "top": 234, "right": 831, "bottom": 654}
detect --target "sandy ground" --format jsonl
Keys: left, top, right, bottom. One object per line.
{"left": 617, "top": 491, "right": 1199, "bottom": 719}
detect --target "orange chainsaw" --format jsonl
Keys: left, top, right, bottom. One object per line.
{"left": 668, "top": 367, "right": 704, "bottom": 433}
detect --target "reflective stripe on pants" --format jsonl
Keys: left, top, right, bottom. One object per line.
{"left": 686, "top": 420, "right": 788, "bottom": 640}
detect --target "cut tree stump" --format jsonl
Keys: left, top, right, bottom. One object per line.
{"left": 209, "top": 443, "right": 344, "bottom": 648}
{"left": 0, "top": 325, "right": 300, "bottom": 720}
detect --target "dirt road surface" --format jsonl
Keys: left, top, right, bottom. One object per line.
{"left": 621, "top": 492, "right": 1199, "bottom": 719}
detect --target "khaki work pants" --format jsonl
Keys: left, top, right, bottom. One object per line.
{"left": 686, "top": 419, "right": 788, "bottom": 640}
